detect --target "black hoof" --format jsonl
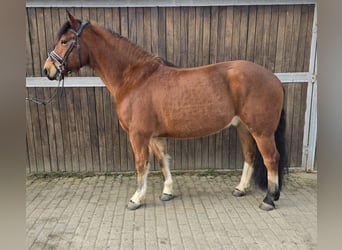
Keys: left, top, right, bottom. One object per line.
{"left": 259, "top": 201, "right": 275, "bottom": 211}
{"left": 259, "top": 195, "right": 275, "bottom": 211}
{"left": 232, "top": 188, "right": 246, "bottom": 197}
{"left": 127, "top": 200, "right": 142, "bottom": 210}
{"left": 160, "top": 193, "right": 174, "bottom": 201}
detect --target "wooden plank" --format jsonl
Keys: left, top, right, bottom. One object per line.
{"left": 143, "top": 8, "right": 152, "bottom": 53}
{"left": 120, "top": 7, "right": 129, "bottom": 38}
{"left": 128, "top": 7, "right": 137, "bottom": 43}
{"left": 96, "top": 7, "right": 105, "bottom": 27}
{"left": 150, "top": 7, "right": 159, "bottom": 55}
{"left": 64, "top": 88, "right": 79, "bottom": 172}
{"left": 195, "top": 7, "right": 203, "bottom": 66}
{"left": 209, "top": 6, "right": 218, "bottom": 64}
{"left": 216, "top": 7, "right": 226, "bottom": 63}
{"left": 239, "top": 6, "right": 248, "bottom": 60}
{"left": 231, "top": 6, "right": 241, "bottom": 60}
{"left": 111, "top": 8, "right": 119, "bottom": 33}
{"left": 104, "top": 7, "right": 113, "bottom": 32}
{"left": 95, "top": 87, "right": 107, "bottom": 171}
{"left": 296, "top": 5, "right": 308, "bottom": 71}
{"left": 274, "top": 5, "right": 286, "bottom": 72}
{"left": 267, "top": 6, "right": 279, "bottom": 72}
{"left": 26, "top": 89, "right": 37, "bottom": 172}
{"left": 261, "top": 6, "right": 272, "bottom": 69}
{"left": 173, "top": 7, "right": 181, "bottom": 65}
{"left": 180, "top": 7, "right": 188, "bottom": 67}
{"left": 27, "top": 8, "right": 41, "bottom": 76}
{"left": 283, "top": 5, "right": 294, "bottom": 72}
{"left": 165, "top": 7, "right": 174, "bottom": 62}
{"left": 290, "top": 5, "right": 302, "bottom": 72}
{"left": 87, "top": 88, "right": 100, "bottom": 171}
{"left": 72, "top": 87, "right": 87, "bottom": 172}
{"left": 59, "top": 89, "right": 73, "bottom": 172}
{"left": 303, "top": 5, "right": 315, "bottom": 72}
{"left": 136, "top": 7, "right": 144, "bottom": 48}
{"left": 26, "top": 8, "right": 34, "bottom": 76}
{"left": 202, "top": 7, "right": 210, "bottom": 65}
{"left": 102, "top": 89, "right": 114, "bottom": 171}
{"left": 157, "top": 7, "right": 166, "bottom": 59}
{"left": 29, "top": 102, "right": 45, "bottom": 173}
{"left": 246, "top": 6, "right": 257, "bottom": 62}
{"left": 187, "top": 7, "right": 196, "bottom": 67}
{"left": 79, "top": 88, "right": 93, "bottom": 171}
{"left": 224, "top": 7, "right": 233, "bottom": 61}
{"left": 253, "top": 6, "right": 265, "bottom": 65}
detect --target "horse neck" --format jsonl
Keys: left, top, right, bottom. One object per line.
{"left": 83, "top": 24, "right": 158, "bottom": 98}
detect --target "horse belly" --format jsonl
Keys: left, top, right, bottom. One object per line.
{"left": 160, "top": 101, "right": 236, "bottom": 138}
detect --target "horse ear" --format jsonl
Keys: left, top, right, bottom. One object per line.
{"left": 66, "top": 10, "right": 78, "bottom": 27}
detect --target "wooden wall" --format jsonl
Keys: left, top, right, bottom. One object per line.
{"left": 26, "top": 5, "right": 315, "bottom": 173}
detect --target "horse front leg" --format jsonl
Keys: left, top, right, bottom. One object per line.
{"left": 150, "top": 138, "right": 174, "bottom": 201}
{"left": 127, "top": 133, "right": 151, "bottom": 210}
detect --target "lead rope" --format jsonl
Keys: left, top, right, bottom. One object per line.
{"left": 26, "top": 77, "right": 65, "bottom": 105}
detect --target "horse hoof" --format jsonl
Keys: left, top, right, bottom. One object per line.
{"left": 127, "top": 200, "right": 142, "bottom": 210}
{"left": 160, "top": 193, "right": 174, "bottom": 201}
{"left": 232, "top": 188, "right": 246, "bottom": 197}
{"left": 259, "top": 201, "right": 275, "bottom": 211}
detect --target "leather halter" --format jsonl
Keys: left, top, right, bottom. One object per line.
{"left": 48, "top": 22, "right": 89, "bottom": 77}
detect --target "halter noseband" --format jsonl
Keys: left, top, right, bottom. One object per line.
{"left": 48, "top": 22, "right": 89, "bottom": 77}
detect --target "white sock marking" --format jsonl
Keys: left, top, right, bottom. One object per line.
{"left": 236, "top": 161, "right": 254, "bottom": 191}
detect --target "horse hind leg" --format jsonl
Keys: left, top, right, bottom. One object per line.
{"left": 254, "top": 135, "right": 280, "bottom": 211}
{"left": 150, "top": 138, "right": 174, "bottom": 201}
{"left": 233, "top": 122, "right": 256, "bottom": 197}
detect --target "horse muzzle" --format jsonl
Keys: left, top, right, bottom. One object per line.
{"left": 43, "top": 65, "right": 64, "bottom": 81}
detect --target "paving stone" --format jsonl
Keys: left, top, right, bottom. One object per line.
{"left": 26, "top": 172, "right": 317, "bottom": 249}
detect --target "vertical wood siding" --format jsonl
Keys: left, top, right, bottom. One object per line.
{"left": 26, "top": 5, "right": 315, "bottom": 173}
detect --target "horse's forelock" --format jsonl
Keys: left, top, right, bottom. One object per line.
{"left": 56, "top": 19, "right": 82, "bottom": 40}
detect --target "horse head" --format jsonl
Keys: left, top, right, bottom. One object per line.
{"left": 43, "top": 11, "right": 89, "bottom": 81}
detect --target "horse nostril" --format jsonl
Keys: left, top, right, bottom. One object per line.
{"left": 43, "top": 68, "right": 48, "bottom": 76}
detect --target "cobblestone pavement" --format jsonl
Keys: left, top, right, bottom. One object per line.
{"left": 26, "top": 172, "right": 317, "bottom": 250}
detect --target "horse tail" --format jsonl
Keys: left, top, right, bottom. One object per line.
{"left": 252, "top": 109, "right": 288, "bottom": 190}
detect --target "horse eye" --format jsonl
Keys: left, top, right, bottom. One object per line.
{"left": 61, "top": 40, "right": 68, "bottom": 45}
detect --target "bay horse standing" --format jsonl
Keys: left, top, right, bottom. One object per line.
{"left": 43, "top": 12, "right": 286, "bottom": 211}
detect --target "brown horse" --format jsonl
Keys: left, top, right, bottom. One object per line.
{"left": 43, "top": 12, "right": 286, "bottom": 211}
